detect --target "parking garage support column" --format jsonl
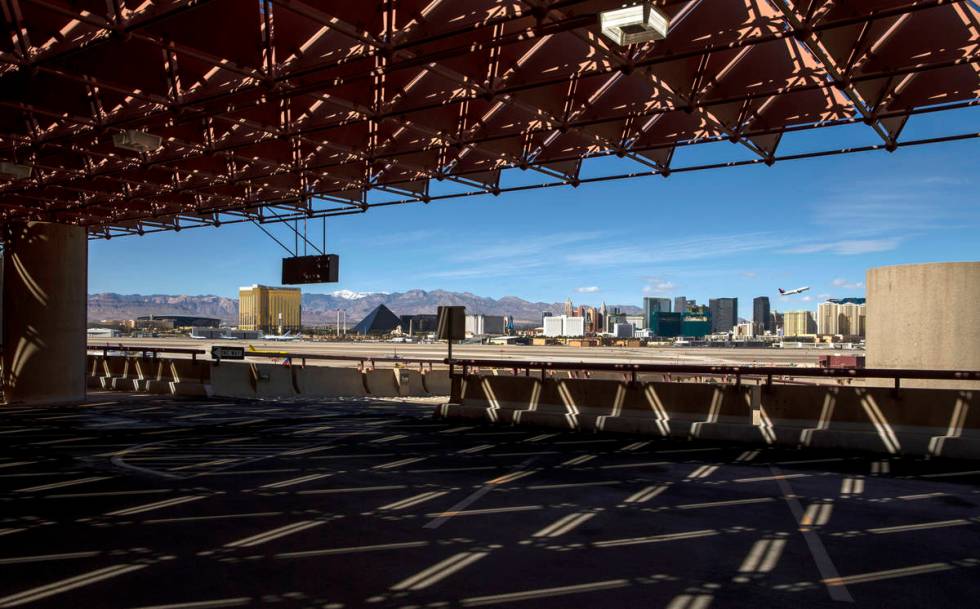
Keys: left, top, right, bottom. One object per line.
{"left": 2, "top": 222, "right": 88, "bottom": 404}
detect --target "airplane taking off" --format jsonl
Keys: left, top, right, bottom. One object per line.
{"left": 778, "top": 286, "right": 811, "bottom": 296}
{"left": 263, "top": 331, "right": 300, "bottom": 341}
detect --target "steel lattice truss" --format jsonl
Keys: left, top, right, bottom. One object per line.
{"left": 0, "top": 0, "right": 978, "bottom": 238}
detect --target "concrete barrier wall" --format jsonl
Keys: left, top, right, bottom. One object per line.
{"left": 439, "top": 375, "right": 980, "bottom": 458}
{"left": 89, "top": 357, "right": 456, "bottom": 401}
{"left": 207, "top": 362, "right": 448, "bottom": 400}
{"left": 252, "top": 364, "right": 298, "bottom": 399}
{"left": 397, "top": 369, "right": 429, "bottom": 397}
{"left": 88, "top": 355, "right": 211, "bottom": 397}
{"left": 364, "top": 369, "right": 400, "bottom": 398}
{"left": 86, "top": 355, "right": 105, "bottom": 388}
{"left": 423, "top": 370, "right": 451, "bottom": 396}
{"left": 760, "top": 384, "right": 980, "bottom": 458}
{"left": 297, "top": 367, "right": 369, "bottom": 398}
{"left": 210, "top": 362, "right": 257, "bottom": 398}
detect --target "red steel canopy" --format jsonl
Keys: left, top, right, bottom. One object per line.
{"left": 0, "top": 0, "right": 977, "bottom": 237}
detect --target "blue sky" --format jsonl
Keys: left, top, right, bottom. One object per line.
{"left": 89, "top": 106, "right": 980, "bottom": 314}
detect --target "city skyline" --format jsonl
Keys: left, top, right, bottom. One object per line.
{"left": 88, "top": 110, "right": 979, "bottom": 312}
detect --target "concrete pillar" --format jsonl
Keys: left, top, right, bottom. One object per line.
{"left": 867, "top": 262, "right": 980, "bottom": 372}
{"left": 2, "top": 222, "right": 88, "bottom": 404}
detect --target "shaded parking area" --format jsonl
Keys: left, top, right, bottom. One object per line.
{"left": 1, "top": 393, "right": 979, "bottom": 609}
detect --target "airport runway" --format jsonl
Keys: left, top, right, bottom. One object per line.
{"left": 93, "top": 338, "right": 856, "bottom": 367}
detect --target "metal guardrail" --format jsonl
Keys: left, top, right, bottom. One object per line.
{"left": 241, "top": 351, "right": 445, "bottom": 370}
{"left": 88, "top": 344, "right": 207, "bottom": 361}
{"left": 446, "top": 358, "right": 980, "bottom": 389}
{"left": 88, "top": 344, "right": 444, "bottom": 370}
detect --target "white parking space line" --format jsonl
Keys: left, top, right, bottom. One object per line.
{"left": 770, "top": 465, "right": 853, "bottom": 602}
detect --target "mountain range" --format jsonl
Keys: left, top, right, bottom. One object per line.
{"left": 88, "top": 290, "right": 642, "bottom": 325}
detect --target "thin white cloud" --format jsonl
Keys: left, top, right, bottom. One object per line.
{"left": 786, "top": 238, "right": 900, "bottom": 255}
{"left": 566, "top": 232, "right": 783, "bottom": 267}
{"left": 808, "top": 183, "right": 979, "bottom": 239}
{"left": 832, "top": 278, "right": 864, "bottom": 289}
{"left": 576, "top": 286, "right": 600, "bottom": 293}
{"left": 451, "top": 231, "right": 606, "bottom": 263}
{"left": 921, "top": 176, "right": 969, "bottom": 186}
{"left": 643, "top": 279, "right": 676, "bottom": 293}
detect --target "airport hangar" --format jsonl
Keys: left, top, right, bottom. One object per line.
{"left": 0, "top": 0, "right": 978, "bottom": 404}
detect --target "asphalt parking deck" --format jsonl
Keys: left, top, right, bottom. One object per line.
{"left": 1, "top": 393, "right": 979, "bottom": 609}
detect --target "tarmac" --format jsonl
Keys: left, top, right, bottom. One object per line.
{"left": 1, "top": 392, "right": 978, "bottom": 609}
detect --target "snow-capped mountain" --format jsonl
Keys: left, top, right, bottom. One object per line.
{"left": 329, "top": 289, "right": 383, "bottom": 300}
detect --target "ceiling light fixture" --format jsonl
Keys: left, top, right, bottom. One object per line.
{"left": 0, "top": 161, "right": 32, "bottom": 180}
{"left": 113, "top": 129, "right": 163, "bottom": 153}
{"left": 599, "top": 3, "right": 670, "bottom": 46}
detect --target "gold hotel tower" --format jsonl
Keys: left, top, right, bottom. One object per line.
{"left": 239, "top": 285, "right": 302, "bottom": 334}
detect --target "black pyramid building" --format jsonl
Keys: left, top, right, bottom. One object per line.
{"left": 350, "top": 304, "right": 402, "bottom": 335}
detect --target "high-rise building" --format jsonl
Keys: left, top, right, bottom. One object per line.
{"left": 465, "top": 314, "right": 506, "bottom": 336}
{"left": 399, "top": 314, "right": 438, "bottom": 335}
{"left": 612, "top": 323, "right": 634, "bottom": 338}
{"left": 817, "top": 301, "right": 840, "bottom": 336}
{"left": 708, "top": 298, "right": 738, "bottom": 333}
{"left": 238, "top": 284, "right": 302, "bottom": 334}
{"left": 543, "top": 315, "right": 585, "bottom": 337}
{"left": 681, "top": 312, "right": 712, "bottom": 338}
{"left": 770, "top": 311, "right": 784, "bottom": 333}
{"left": 840, "top": 303, "right": 866, "bottom": 337}
{"left": 784, "top": 310, "right": 816, "bottom": 336}
{"left": 604, "top": 308, "right": 625, "bottom": 333}
{"left": 585, "top": 307, "right": 600, "bottom": 334}
{"left": 650, "top": 312, "right": 682, "bottom": 338}
{"left": 563, "top": 298, "right": 574, "bottom": 317}
{"left": 753, "top": 296, "right": 771, "bottom": 333}
{"left": 643, "top": 297, "right": 671, "bottom": 329}
{"left": 674, "top": 296, "right": 689, "bottom": 314}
